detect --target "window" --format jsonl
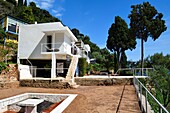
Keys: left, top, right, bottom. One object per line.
{"left": 47, "top": 35, "right": 52, "bottom": 52}
{"left": 8, "top": 23, "right": 16, "bottom": 33}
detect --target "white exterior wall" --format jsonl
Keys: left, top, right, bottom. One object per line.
{"left": 29, "top": 33, "right": 66, "bottom": 59}
{"left": 29, "top": 34, "right": 50, "bottom": 59}
{"left": 55, "top": 33, "right": 64, "bottom": 43}
{"left": 18, "top": 22, "right": 77, "bottom": 60}
{"left": 64, "top": 33, "right": 72, "bottom": 55}
{"left": 18, "top": 25, "right": 44, "bottom": 59}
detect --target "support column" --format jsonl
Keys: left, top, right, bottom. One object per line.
{"left": 51, "top": 52, "right": 56, "bottom": 79}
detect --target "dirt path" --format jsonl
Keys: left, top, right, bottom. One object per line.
{"left": 0, "top": 85, "right": 141, "bottom": 113}
{"left": 117, "top": 85, "right": 141, "bottom": 113}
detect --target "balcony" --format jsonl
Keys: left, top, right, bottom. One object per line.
{"left": 41, "top": 42, "right": 71, "bottom": 54}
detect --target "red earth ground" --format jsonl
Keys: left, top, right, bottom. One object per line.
{"left": 0, "top": 85, "right": 141, "bottom": 113}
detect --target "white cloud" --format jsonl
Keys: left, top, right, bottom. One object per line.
{"left": 28, "top": 0, "right": 65, "bottom": 18}
{"left": 52, "top": 6, "right": 65, "bottom": 17}
{"left": 40, "top": 1, "right": 53, "bottom": 9}
{"left": 28, "top": 0, "right": 54, "bottom": 9}
{"left": 55, "top": 13, "right": 62, "bottom": 17}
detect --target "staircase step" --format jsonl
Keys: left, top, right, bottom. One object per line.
{"left": 71, "top": 84, "right": 79, "bottom": 89}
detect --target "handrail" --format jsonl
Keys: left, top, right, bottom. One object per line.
{"left": 133, "top": 76, "right": 169, "bottom": 113}
{"left": 115, "top": 68, "right": 154, "bottom": 76}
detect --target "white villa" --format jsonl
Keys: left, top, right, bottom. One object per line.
{"left": 17, "top": 22, "right": 90, "bottom": 82}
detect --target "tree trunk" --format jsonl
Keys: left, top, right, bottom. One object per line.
{"left": 141, "top": 38, "right": 144, "bottom": 75}
{"left": 114, "top": 52, "right": 118, "bottom": 73}
{"left": 117, "top": 51, "right": 120, "bottom": 69}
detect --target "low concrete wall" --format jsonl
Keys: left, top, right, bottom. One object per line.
{"left": 20, "top": 78, "right": 133, "bottom": 88}
{"left": 0, "top": 93, "right": 77, "bottom": 113}
{"left": 20, "top": 80, "right": 71, "bottom": 89}
{"left": 8, "top": 93, "right": 68, "bottom": 112}
{"left": 75, "top": 78, "right": 133, "bottom": 86}
{"left": 0, "top": 93, "right": 29, "bottom": 112}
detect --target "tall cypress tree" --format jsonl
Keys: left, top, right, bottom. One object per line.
{"left": 18, "top": 0, "right": 23, "bottom": 6}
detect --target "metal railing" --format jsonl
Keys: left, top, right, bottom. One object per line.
{"left": 41, "top": 42, "right": 69, "bottom": 53}
{"left": 133, "top": 76, "right": 169, "bottom": 113}
{"left": 115, "top": 68, "right": 154, "bottom": 76}
{"left": 29, "top": 67, "right": 69, "bottom": 78}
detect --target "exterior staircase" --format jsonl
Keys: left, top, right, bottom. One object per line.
{"left": 65, "top": 56, "right": 79, "bottom": 88}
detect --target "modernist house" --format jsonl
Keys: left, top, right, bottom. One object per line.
{"left": 17, "top": 22, "right": 90, "bottom": 82}
{"left": 0, "top": 15, "right": 27, "bottom": 43}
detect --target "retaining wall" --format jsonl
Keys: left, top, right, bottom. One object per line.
{"left": 75, "top": 78, "right": 133, "bottom": 86}
{"left": 20, "top": 80, "right": 71, "bottom": 89}
{"left": 0, "top": 81, "right": 19, "bottom": 89}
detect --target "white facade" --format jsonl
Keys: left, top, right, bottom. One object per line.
{"left": 18, "top": 22, "right": 78, "bottom": 60}
{"left": 18, "top": 22, "right": 90, "bottom": 79}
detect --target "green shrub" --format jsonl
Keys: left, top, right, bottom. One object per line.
{"left": 92, "top": 63, "right": 101, "bottom": 71}
{"left": 86, "top": 63, "right": 92, "bottom": 74}
{"left": 0, "top": 62, "right": 7, "bottom": 74}
{"left": 78, "top": 58, "right": 87, "bottom": 76}
{"left": 1, "top": 49, "right": 9, "bottom": 56}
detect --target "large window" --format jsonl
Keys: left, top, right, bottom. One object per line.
{"left": 8, "top": 23, "right": 16, "bottom": 33}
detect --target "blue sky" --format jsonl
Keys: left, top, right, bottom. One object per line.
{"left": 28, "top": 0, "right": 170, "bottom": 61}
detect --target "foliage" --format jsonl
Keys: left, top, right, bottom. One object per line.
{"left": 92, "top": 63, "right": 101, "bottom": 72}
{"left": 29, "top": 2, "right": 60, "bottom": 23}
{"left": 149, "top": 53, "right": 170, "bottom": 70}
{"left": 0, "top": 25, "right": 6, "bottom": 40}
{"left": 1, "top": 49, "right": 9, "bottom": 56}
{"left": 13, "top": 6, "right": 35, "bottom": 23}
{"left": 86, "top": 63, "right": 92, "bottom": 74}
{"left": 107, "top": 16, "right": 136, "bottom": 72}
{"left": 0, "top": 1, "right": 60, "bottom": 24}
{"left": 6, "top": 39, "right": 18, "bottom": 49}
{"left": 100, "top": 48, "right": 114, "bottom": 71}
{"left": 0, "top": 62, "right": 7, "bottom": 74}
{"left": 18, "top": 0, "right": 23, "bottom": 6}
{"left": 29, "top": 2, "right": 36, "bottom": 7}
{"left": 138, "top": 53, "right": 170, "bottom": 111}
{"left": 6, "top": 0, "right": 16, "bottom": 6}
{"left": 92, "top": 52, "right": 104, "bottom": 64}
{"left": 148, "top": 66, "right": 170, "bottom": 110}
{"left": 71, "top": 28, "right": 113, "bottom": 72}
{"left": 135, "top": 53, "right": 170, "bottom": 70}
{"left": 120, "top": 51, "right": 127, "bottom": 68}
{"left": 0, "top": 0, "right": 14, "bottom": 18}
{"left": 71, "top": 28, "right": 100, "bottom": 53}
{"left": 78, "top": 58, "right": 87, "bottom": 76}
{"left": 128, "top": 2, "right": 167, "bottom": 69}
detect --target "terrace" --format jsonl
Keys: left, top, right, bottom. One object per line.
{"left": 0, "top": 75, "right": 169, "bottom": 113}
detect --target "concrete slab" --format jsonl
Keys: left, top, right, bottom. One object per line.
{"left": 17, "top": 99, "right": 44, "bottom": 113}
{"left": 17, "top": 99, "right": 44, "bottom": 106}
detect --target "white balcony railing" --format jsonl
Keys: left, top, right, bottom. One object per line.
{"left": 41, "top": 42, "right": 89, "bottom": 59}
{"left": 41, "top": 42, "right": 69, "bottom": 54}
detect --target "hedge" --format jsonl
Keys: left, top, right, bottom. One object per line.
{"left": 78, "top": 58, "right": 87, "bottom": 76}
